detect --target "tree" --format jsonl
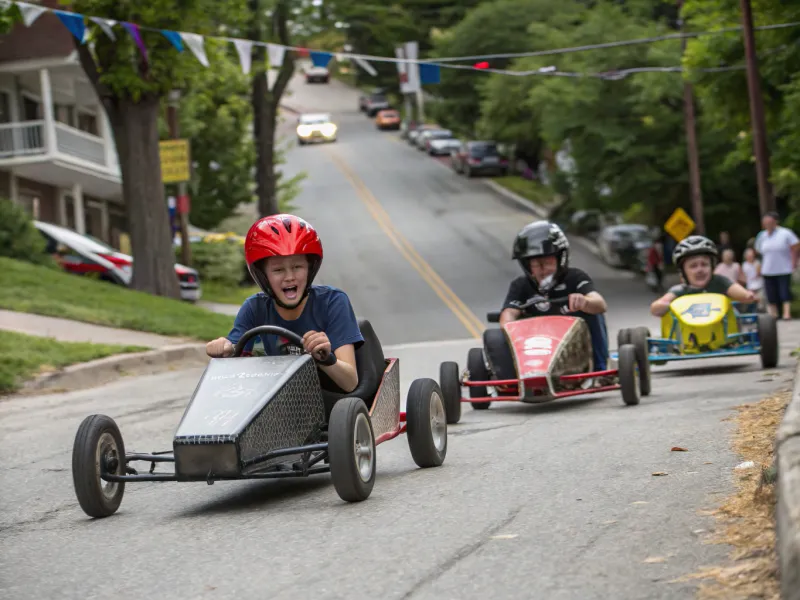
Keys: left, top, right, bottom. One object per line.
{"left": 70, "top": 0, "right": 246, "bottom": 298}
{"left": 249, "top": 0, "right": 296, "bottom": 217}
{"left": 166, "top": 41, "right": 256, "bottom": 231}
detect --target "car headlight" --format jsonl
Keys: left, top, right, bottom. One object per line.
{"left": 297, "top": 125, "right": 312, "bottom": 136}
{"left": 321, "top": 123, "right": 337, "bottom": 136}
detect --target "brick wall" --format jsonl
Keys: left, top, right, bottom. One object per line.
{"left": 0, "top": 1, "right": 74, "bottom": 64}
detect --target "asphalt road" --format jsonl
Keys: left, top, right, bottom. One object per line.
{"left": 2, "top": 73, "right": 798, "bottom": 600}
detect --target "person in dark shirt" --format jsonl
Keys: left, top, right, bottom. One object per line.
{"left": 499, "top": 220, "right": 611, "bottom": 370}
{"left": 650, "top": 235, "right": 756, "bottom": 317}
{"left": 205, "top": 214, "right": 364, "bottom": 393}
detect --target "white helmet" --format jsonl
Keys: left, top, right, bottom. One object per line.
{"left": 672, "top": 235, "right": 719, "bottom": 269}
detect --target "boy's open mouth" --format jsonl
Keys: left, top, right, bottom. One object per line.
{"left": 283, "top": 285, "right": 298, "bottom": 300}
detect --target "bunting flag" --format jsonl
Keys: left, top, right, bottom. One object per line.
{"left": 309, "top": 51, "right": 333, "bottom": 68}
{"left": 121, "top": 22, "right": 148, "bottom": 63}
{"left": 266, "top": 68, "right": 278, "bottom": 91}
{"left": 419, "top": 63, "right": 441, "bottom": 85}
{"left": 162, "top": 30, "right": 184, "bottom": 52}
{"left": 17, "top": 1, "right": 46, "bottom": 27}
{"left": 354, "top": 57, "right": 377, "bottom": 76}
{"left": 233, "top": 39, "right": 253, "bottom": 75}
{"left": 54, "top": 10, "right": 86, "bottom": 43}
{"left": 90, "top": 16, "right": 116, "bottom": 41}
{"left": 267, "top": 43, "right": 285, "bottom": 69}
{"left": 180, "top": 32, "right": 209, "bottom": 67}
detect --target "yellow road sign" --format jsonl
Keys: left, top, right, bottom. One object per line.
{"left": 664, "top": 207, "right": 696, "bottom": 242}
{"left": 159, "top": 139, "right": 191, "bottom": 183}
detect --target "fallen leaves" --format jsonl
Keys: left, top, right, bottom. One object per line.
{"left": 643, "top": 556, "right": 667, "bottom": 564}
{"left": 652, "top": 471, "right": 669, "bottom": 476}
{"left": 671, "top": 446, "right": 688, "bottom": 452}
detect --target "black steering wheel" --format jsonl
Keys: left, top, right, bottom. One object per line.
{"left": 517, "top": 295, "right": 569, "bottom": 311}
{"left": 233, "top": 326, "right": 305, "bottom": 358}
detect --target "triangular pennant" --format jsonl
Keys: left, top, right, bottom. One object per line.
{"left": 18, "top": 1, "right": 47, "bottom": 27}
{"left": 233, "top": 39, "right": 253, "bottom": 75}
{"left": 180, "top": 32, "right": 209, "bottom": 67}
{"left": 267, "top": 43, "right": 285, "bottom": 69}
{"left": 354, "top": 57, "right": 377, "bottom": 77}
{"left": 309, "top": 51, "right": 332, "bottom": 68}
{"left": 161, "top": 30, "right": 184, "bottom": 52}
{"left": 419, "top": 63, "right": 441, "bottom": 85}
{"left": 90, "top": 17, "right": 116, "bottom": 41}
{"left": 54, "top": 10, "right": 86, "bottom": 44}
{"left": 266, "top": 68, "right": 278, "bottom": 91}
{"left": 121, "top": 22, "right": 148, "bottom": 63}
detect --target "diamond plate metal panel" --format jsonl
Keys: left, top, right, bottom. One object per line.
{"left": 369, "top": 359, "right": 400, "bottom": 439}
{"left": 238, "top": 358, "right": 326, "bottom": 471}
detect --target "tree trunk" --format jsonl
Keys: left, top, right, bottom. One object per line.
{"left": 111, "top": 96, "right": 182, "bottom": 299}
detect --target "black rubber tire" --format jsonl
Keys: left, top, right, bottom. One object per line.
{"left": 406, "top": 378, "right": 447, "bottom": 468}
{"left": 757, "top": 313, "right": 779, "bottom": 369}
{"left": 484, "top": 328, "right": 515, "bottom": 381}
{"left": 467, "top": 347, "right": 492, "bottom": 410}
{"left": 439, "top": 361, "right": 462, "bottom": 424}
{"left": 72, "top": 414, "right": 126, "bottom": 518}
{"left": 628, "top": 327, "right": 652, "bottom": 397}
{"left": 617, "top": 328, "right": 631, "bottom": 351}
{"left": 328, "top": 397, "right": 375, "bottom": 502}
{"left": 618, "top": 344, "right": 640, "bottom": 406}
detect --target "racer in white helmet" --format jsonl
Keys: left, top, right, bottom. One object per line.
{"left": 649, "top": 234, "right": 756, "bottom": 317}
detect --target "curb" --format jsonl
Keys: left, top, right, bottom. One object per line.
{"left": 15, "top": 343, "right": 209, "bottom": 396}
{"left": 777, "top": 360, "right": 800, "bottom": 600}
{"left": 481, "top": 178, "right": 548, "bottom": 219}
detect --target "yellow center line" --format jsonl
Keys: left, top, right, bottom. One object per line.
{"left": 326, "top": 150, "right": 485, "bottom": 339}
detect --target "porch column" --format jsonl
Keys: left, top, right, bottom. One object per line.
{"left": 72, "top": 183, "right": 85, "bottom": 234}
{"left": 100, "top": 200, "right": 110, "bottom": 243}
{"left": 9, "top": 169, "right": 18, "bottom": 204}
{"left": 39, "top": 69, "right": 58, "bottom": 156}
{"left": 97, "top": 108, "right": 116, "bottom": 170}
{"left": 57, "top": 191, "right": 67, "bottom": 226}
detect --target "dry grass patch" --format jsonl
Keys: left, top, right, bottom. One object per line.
{"left": 679, "top": 390, "right": 790, "bottom": 599}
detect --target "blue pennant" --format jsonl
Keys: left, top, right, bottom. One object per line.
{"left": 310, "top": 51, "right": 333, "bottom": 68}
{"left": 54, "top": 10, "right": 86, "bottom": 44}
{"left": 161, "top": 30, "right": 184, "bottom": 52}
{"left": 419, "top": 63, "right": 441, "bottom": 85}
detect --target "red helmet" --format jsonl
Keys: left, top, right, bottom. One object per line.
{"left": 244, "top": 214, "right": 323, "bottom": 304}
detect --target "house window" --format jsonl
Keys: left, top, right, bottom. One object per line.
{"left": 54, "top": 104, "right": 74, "bottom": 126}
{"left": 77, "top": 111, "right": 98, "bottom": 135}
{"left": 22, "top": 96, "right": 41, "bottom": 120}
{"left": 0, "top": 92, "right": 10, "bottom": 124}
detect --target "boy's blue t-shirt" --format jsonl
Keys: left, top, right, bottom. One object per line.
{"left": 226, "top": 285, "right": 364, "bottom": 356}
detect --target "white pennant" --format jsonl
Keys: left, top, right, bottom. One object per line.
{"left": 180, "top": 32, "right": 209, "bottom": 67}
{"left": 267, "top": 43, "right": 285, "bottom": 69}
{"left": 266, "top": 68, "right": 278, "bottom": 91}
{"left": 17, "top": 1, "right": 47, "bottom": 27}
{"left": 90, "top": 17, "right": 116, "bottom": 41}
{"left": 354, "top": 57, "right": 378, "bottom": 76}
{"left": 233, "top": 39, "right": 253, "bottom": 75}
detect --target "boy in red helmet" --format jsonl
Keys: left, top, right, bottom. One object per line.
{"left": 205, "top": 214, "right": 364, "bottom": 393}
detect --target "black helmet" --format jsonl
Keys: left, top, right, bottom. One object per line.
{"left": 672, "top": 235, "right": 718, "bottom": 272}
{"left": 512, "top": 221, "right": 570, "bottom": 288}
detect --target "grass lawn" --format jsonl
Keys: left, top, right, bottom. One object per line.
{"left": 0, "top": 330, "right": 147, "bottom": 394}
{"left": 494, "top": 176, "right": 555, "bottom": 210}
{"left": 201, "top": 280, "right": 260, "bottom": 306}
{"left": 0, "top": 258, "right": 234, "bottom": 340}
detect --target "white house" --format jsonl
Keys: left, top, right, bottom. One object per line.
{"left": 0, "top": 1, "right": 125, "bottom": 247}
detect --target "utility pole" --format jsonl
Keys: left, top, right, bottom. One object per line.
{"left": 739, "top": 0, "right": 775, "bottom": 214}
{"left": 166, "top": 90, "right": 192, "bottom": 267}
{"left": 678, "top": 1, "right": 705, "bottom": 234}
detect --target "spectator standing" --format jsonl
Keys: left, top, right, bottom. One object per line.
{"left": 714, "top": 248, "right": 746, "bottom": 286}
{"left": 754, "top": 211, "right": 800, "bottom": 320}
{"left": 741, "top": 247, "right": 764, "bottom": 312}
{"left": 717, "top": 231, "right": 732, "bottom": 254}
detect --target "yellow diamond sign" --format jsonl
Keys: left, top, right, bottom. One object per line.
{"left": 159, "top": 139, "right": 191, "bottom": 183}
{"left": 664, "top": 207, "right": 696, "bottom": 242}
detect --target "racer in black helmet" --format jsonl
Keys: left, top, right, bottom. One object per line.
{"left": 500, "top": 220, "right": 611, "bottom": 371}
{"left": 650, "top": 234, "right": 756, "bottom": 317}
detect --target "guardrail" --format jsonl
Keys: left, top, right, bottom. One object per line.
{"left": 54, "top": 122, "right": 106, "bottom": 166}
{"left": 0, "top": 121, "right": 46, "bottom": 158}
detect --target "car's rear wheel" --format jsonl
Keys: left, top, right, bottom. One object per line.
{"left": 439, "top": 361, "right": 462, "bottom": 424}
{"left": 618, "top": 344, "right": 640, "bottom": 406}
{"left": 406, "top": 378, "right": 447, "bottom": 468}
{"left": 467, "top": 347, "right": 492, "bottom": 410}
{"left": 72, "top": 414, "right": 126, "bottom": 518}
{"left": 757, "top": 313, "right": 779, "bottom": 369}
{"left": 329, "top": 397, "right": 375, "bottom": 502}
{"left": 628, "top": 327, "right": 651, "bottom": 396}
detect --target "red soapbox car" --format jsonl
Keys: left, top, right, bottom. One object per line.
{"left": 437, "top": 296, "right": 651, "bottom": 422}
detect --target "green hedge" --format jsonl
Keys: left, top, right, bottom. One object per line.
{"left": 176, "top": 239, "right": 247, "bottom": 287}
{"left": 0, "top": 200, "right": 56, "bottom": 267}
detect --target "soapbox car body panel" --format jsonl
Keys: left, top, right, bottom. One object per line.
{"left": 438, "top": 298, "right": 650, "bottom": 419}
{"left": 71, "top": 321, "right": 447, "bottom": 518}
{"left": 610, "top": 293, "right": 778, "bottom": 368}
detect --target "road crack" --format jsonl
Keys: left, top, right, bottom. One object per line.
{"left": 399, "top": 506, "right": 523, "bottom": 599}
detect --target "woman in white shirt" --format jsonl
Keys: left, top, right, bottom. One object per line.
{"left": 754, "top": 211, "right": 800, "bottom": 320}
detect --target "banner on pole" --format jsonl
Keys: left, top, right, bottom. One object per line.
{"left": 159, "top": 139, "right": 191, "bottom": 183}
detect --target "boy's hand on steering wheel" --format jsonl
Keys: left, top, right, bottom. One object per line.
{"left": 303, "top": 330, "right": 332, "bottom": 362}
{"left": 567, "top": 293, "right": 588, "bottom": 312}
{"left": 206, "top": 337, "right": 233, "bottom": 358}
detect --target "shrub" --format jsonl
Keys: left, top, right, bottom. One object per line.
{"left": 0, "top": 200, "right": 55, "bottom": 266}
{"left": 177, "top": 238, "right": 245, "bottom": 287}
